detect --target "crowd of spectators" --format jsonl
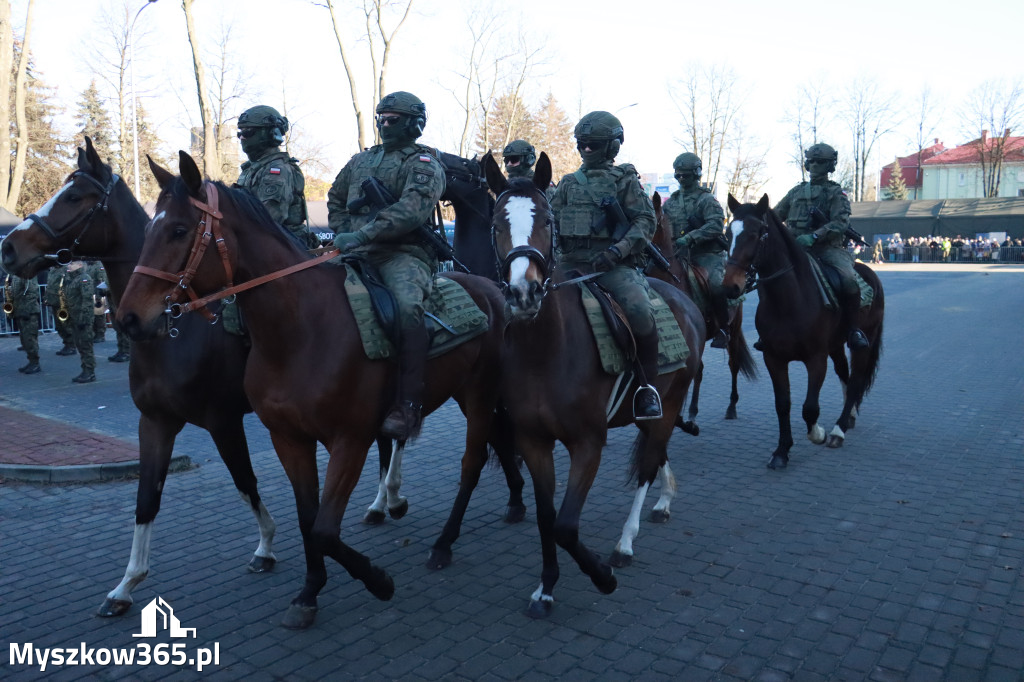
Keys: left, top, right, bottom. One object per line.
{"left": 861, "top": 234, "right": 1024, "bottom": 264}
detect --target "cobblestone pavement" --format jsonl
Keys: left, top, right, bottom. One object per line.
{"left": 2, "top": 267, "right": 1022, "bottom": 681}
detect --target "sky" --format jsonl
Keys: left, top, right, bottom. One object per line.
{"left": 11, "top": 0, "right": 1024, "bottom": 202}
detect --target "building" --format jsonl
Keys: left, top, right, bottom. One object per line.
{"left": 919, "top": 131, "right": 1024, "bottom": 199}
{"left": 878, "top": 141, "right": 945, "bottom": 199}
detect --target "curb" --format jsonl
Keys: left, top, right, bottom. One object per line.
{"left": 0, "top": 455, "right": 195, "bottom": 484}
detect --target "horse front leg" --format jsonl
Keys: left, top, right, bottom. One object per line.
{"left": 519, "top": 435, "right": 560, "bottom": 619}
{"left": 98, "top": 413, "right": 183, "bottom": 617}
{"left": 802, "top": 354, "right": 828, "bottom": 446}
{"left": 681, "top": 360, "right": 702, "bottom": 435}
{"left": 763, "top": 354, "right": 793, "bottom": 469}
{"left": 492, "top": 407, "right": 526, "bottom": 523}
{"left": 726, "top": 339, "right": 741, "bottom": 420}
{"left": 207, "top": 415, "right": 276, "bottom": 573}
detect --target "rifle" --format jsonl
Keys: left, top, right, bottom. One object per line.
{"left": 600, "top": 196, "right": 679, "bottom": 282}
{"left": 809, "top": 205, "right": 868, "bottom": 246}
{"left": 347, "top": 176, "right": 470, "bottom": 272}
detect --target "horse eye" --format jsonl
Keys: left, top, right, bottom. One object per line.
{"left": 172, "top": 225, "right": 189, "bottom": 239}
{"left": 65, "top": 191, "right": 83, "bottom": 203}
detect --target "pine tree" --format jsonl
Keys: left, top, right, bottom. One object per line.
{"left": 475, "top": 92, "right": 537, "bottom": 155}
{"left": 74, "top": 80, "right": 115, "bottom": 154}
{"left": 532, "top": 92, "right": 577, "bottom": 182}
{"left": 886, "top": 157, "right": 908, "bottom": 200}
{"left": 133, "top": 100, "right": 170, "bottom": 203}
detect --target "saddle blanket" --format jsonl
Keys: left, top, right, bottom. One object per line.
{"left": 806, "top": 256, "right": 874, "bottom": 310}
{"left": 343, "top": 265, "right": 489, "bottom": 360}
{"left": 580, "top": 285, "right": 689, "bottom": 376}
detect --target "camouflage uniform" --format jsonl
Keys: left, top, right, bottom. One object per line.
{"left": 550, "top": 110, "right": 661, "bottom": 419}
{"left": 85, "top": 261, "right": 107, "bottom": 342}
{"left": 64, "top": 262, "right": 97, "bottom": 382}
{"left": 45, "top": 265, "right": 76, "bottom": 354}
{"left": 6, "top": 274, "right": 41, "bottom": 373}
{"left": 503, "top": 139, "right": 536, "bottom": 179}
{"left": 327, "top": 91, "right": 446, "bottom": 439}
{"left": 664, "top": 187, "right": 726, "bottom": 286}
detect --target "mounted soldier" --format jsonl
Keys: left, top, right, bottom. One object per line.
{"left": 502, "top": 139, "right": 537, "bottom": 179}
{"left": 234, "top": 105, "right": 319, "bottom": 249}
{"left": 549, "top": 110, "right": 662, "bottom": 420}
{"left": 327, "top": 91, "right": 446, "bottom": 440}
{"left": 773, "top": 143, "right": 868, "bottom": 350}
{"left": 662, "top": 152, "right": 731, "bottom": 348}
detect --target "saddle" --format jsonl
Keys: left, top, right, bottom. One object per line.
{"left": 805, "top": 255, "right": 874, "bottom": 310}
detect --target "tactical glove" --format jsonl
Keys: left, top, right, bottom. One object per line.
{"left": 591, "top": 246, "right": 622, "bottom": 272}
{"left": 333, "top": 230, "right": 369, "bottom": 252}
{"left": 796, "top": 233, "right": 817, "bottom": 249}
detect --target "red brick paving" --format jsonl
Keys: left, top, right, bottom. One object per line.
{"left": 0, "top": 405, "right": 137, "bottom": 466}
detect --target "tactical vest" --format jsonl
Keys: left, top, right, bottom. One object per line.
{"left": 345, "top": 143, "right": 438, "bottom": 235}
{"left": 558, "top": 165, "right": 629, "bottom": 246}
{"left": 786, "top": 182, "right": 832, "bottom": 231}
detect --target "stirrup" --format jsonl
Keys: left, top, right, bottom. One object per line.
{"left": 710, "top": 329, "right": 730, "bottom": 349}
{"left": 847, "top": 329, "right": 869, "bottom": 350}
{"left": 633, "top": 384, "right": 662, "bottom": 421}
{"left": 381, "top": 401, "right": 423, "bottom": 441}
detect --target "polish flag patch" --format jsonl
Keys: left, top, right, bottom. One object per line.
{"left": 418, "top": 155, "right": 432, "bottom": 162}
{"left": 269, "top": 167, "right": 281, "bottom": 174}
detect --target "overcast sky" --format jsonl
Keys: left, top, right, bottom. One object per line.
{"left": 13, "top": 0, "right": 1024, "bottom": 200}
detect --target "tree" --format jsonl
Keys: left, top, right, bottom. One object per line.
{"left": 958, "top": 78, "right": 1024, "bottom": 197}
{"left": 839, "top": 76, "right": 900, "bottom": 201}
{"left": 207, "top": 15, "right": 255, "bottom": 180}
{"left": 0, "top": 0, "right": 13, "bottom": 208}
{"left": 910, "top": 86, "right": 941, "bottom": 199}
{"left": 670, "top": 62, "right": 742, "bottom": 193}
{"left": 532, "top": 92, "right": 577, "bottom": 181}
{"left": 3, "top": 0, "right": 33, "bottom": 211}
{"left": 134, "top": 100, "right": 170, "bottom": 202}
{"left": 782, "top": 76, "right": 832, "bottom": 181}
{"left": 75, "top": 80, "right": 116, "bottom": 155}
{"left": 885, "top": 158, "right": 908, "bottom": 200}
{"left": 182, "top": 0, "right": 220, "bottom": 179}
{"left": 724, "top": 126, "right": 770, "bottom": 205}
{"left": 446, "top": 0, "right": 504, "bottom": 157}
{"left": 475, "top": 92, "right": 536, "bottom": 155}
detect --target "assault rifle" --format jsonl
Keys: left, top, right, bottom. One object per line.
{"left": 809, "top": 205, "right": 868, "bottom": 246}
{"left": 347, "top": 176, "right": 469, "bottom": 272}
{"left": 600, "top": 196, "right": 679, "bottom": 282}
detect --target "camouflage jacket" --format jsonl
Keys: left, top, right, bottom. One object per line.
{"left": 85, "top": 261, "right": 107, "bottom": 298}
{"left": 6, "top": 274, "right": 39, "bottom": 317}
{"left": 774, "top": 180, "right": 851, "bottom": 248}
{"left": 662, "top": 187, "right": 726, "bottom": 254}
{"left": 236, "top": 151, "right": 309, "bottom": 227}
{"left": 62, "top": 266, "right": 95, "bottom": 323}
{"left": 549, "top": 161, "right": 655, "bottom": 264}
{"left": 44, "top": 265, "right": 69, "bottom": 307}
{"left": 326, "top": 142, "right": 446, "bottom": 264}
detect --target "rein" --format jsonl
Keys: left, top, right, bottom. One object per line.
{"left": 30, "top": 170, "right": 119, "bottom": 265}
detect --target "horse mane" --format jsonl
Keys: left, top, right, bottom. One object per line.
{"left": 763, "top": 206, "right": 813, "bottom": 279}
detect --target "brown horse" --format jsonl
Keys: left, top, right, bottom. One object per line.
{"left": 648, "top": 192, "right": 758, "bottom": 429}
{"left": 722, "top": 194, "right": 884, "bottom": 470}
{"left": 0, "top": 137, "right": 277, "bottom": 617}
{"left": 116, "top": 151, "right": 508, "bottom": 629}
{"left": 483, "top": 152, "right": 705, "bottom": 617}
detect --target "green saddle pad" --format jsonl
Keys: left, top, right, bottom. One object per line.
{"left": 343, "top": 265, "right": 489, "bottom": 360}
{"left": 580, "top": 285, "right": 689, "bottom": 376}
{"left": 807, "top": 256, "right": 874, "bottom": 310}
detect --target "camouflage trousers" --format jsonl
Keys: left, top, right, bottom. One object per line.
{"left": 51, "top": 307, "right": 74, "bottom": 346}
{"left": 16, "top": 314, "right": 40, "bottom": 363}
{"left": 812, "top": 246, "right": 860, "bottom": 297}
{"left": 71, "top": 316, "right": 96, "bottom": 372}
{"left": 369, "top": 252, "right": 434, "bottom": 330}
{"left": 691, "top": 250, "right": 725, "bottom": 290}
{"left": 567, "top": 260, "right": 656, "bottom": 336}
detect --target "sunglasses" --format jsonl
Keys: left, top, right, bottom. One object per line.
{"left": 504, "top": 155, "right": 522, "bottom": 164}
{"left": 576, "top": 139, "right": 607, "bottom": 151}
{"left": 236, "top": 128, "right": 259, "bottom": 139}
{"left": 376, "top": 114, "right": 403, "bottom": 126}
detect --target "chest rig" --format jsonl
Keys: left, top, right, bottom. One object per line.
{"left": 558, "top": 166, "right": 627, "bottom": 248}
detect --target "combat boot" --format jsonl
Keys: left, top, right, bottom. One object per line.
{"left": 56, "top": 345, "right": 77, "bottom": 356}
{"left": 19, "top": 362, "right": 41, "bottom": 374}
{"left": 842, "top": 291, "right": 869, "bottom": 350}
{"left": 709, "top": 292, "right": 731, "bottom": 349}
{"left": 108, "top": 351, "right": 130, "bottom": 363}
{"left": 381, "top": 323, "right": 428, "bottom": 441}
{"left": 72, "top": 370, "right": 96, "bottom": 383}
{"left": 632, "top": 329, "right": 663, "bottom": 421}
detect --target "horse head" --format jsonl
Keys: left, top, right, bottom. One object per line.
{"left": 1, "top": 136, "right": 129, "bottom": 277}
{"left": 722, "top": 193, "right": 773, "bottom": 298}
{"left": 484, "top": 151, "right": 554, "bottom": 318}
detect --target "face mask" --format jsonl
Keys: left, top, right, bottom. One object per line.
{"left": 577, "top": 139, "right": 608, "bottom": 168}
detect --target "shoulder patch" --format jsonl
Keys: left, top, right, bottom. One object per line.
{"left": 418, "top": 155, "right": 432, "bottom": 163}
{"left": 269, "top": 167, "right": 281, "bottom": 175}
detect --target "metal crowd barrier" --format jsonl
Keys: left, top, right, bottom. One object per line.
{"left": 866, "top": 245, "right": 1024, "bottom": 264}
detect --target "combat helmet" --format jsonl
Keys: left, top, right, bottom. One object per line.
{"left": 502, "top": 139, "right": 536, "bottom": 167}
{"left": 672, "top": 152, "right": 702, "bottom": 179}
{"left": 376, "top": 91, "right": 428, "bottom": 138}
{"left": 237, "top": 105, "right": 288, "bottom": 145}
{"left": 574, "top": 111, "right": 624, "bottom": 160}
{"left": 804, "top": 142, "right": 838, "bottom": 173}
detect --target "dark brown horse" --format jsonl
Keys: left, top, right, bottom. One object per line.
{"left": 116, "top": 151, "right": 509, "bottom": 629}
{"left": 483, "top": 152, "right": 705, "bottom": 617}
{"left": 648, "top": 192, "right": 758, "bottom": 429}
{"left": 436, "top": 150, "right": 498, "bottom": 281}
{"left": 0, "top": 137, "right": 277, "bottom": 617}
{"left": 722, "top": 194, "right": 884, "bottom": 470}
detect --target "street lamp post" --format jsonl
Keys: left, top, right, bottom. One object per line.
{"left": 129, "top": 0, "right": 159, "bottom": 198}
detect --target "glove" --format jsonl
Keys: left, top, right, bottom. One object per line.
{"left": 674, "top": 234, "right": 693, "bottom": 258}
{"left": 333, "top": 230, "right": 369, "bottom": 252}
{"left": 591, "top": 246, "right": 622, "bottom": 272}
{"left": 796, "top": 233, "right": 817, "bottom": 248}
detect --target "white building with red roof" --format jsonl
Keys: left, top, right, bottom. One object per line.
{"left": 917, "top": 131, "right": 1024, "bottom": 199}
{"left": 878, "top": 141, "right": 946, "bottom": 200}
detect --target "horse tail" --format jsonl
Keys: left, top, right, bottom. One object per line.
{"left": 861, "top": 316, "right": 883, "bottom": 402}
{"left": 856, "top": 265, "right": 885, "bottom": 403}
{"left": 730, "top": 325, "right": 759, "bottom": 380}
{"left": 626, "top": 429, "right": 666, "bottom": 487}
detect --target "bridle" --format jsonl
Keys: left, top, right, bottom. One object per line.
{"left": 726, "top": 213, "right": 794, "bottom": 293}
{"left": 131, "top": 181, "right": 338, "bottom": 337}
{"left": 28, "top": 170, "right": 119, "bottom": 265}
{"left": 491, "top": 186, "right": 563, "bottom": 299}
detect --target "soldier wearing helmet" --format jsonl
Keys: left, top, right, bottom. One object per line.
{"left": 549, "top": 110, "right": 662, "bottom": 420}
{"left": 234, "top": 105, "right": 319, "bottom": 249}
{"left": 662, "top": 152, "right": 731, "bottom": 348}
{"left": 773, "top": 143, "right": 868, "bottom": 350}
{"left": 327, "top": 91, "right": 446, "bottom": 440}
{"left": 502, "top": 139, "right": 537, "bottom": 179}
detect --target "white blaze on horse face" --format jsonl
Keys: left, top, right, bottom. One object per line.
{"left": 503, "top": 196, "right": 538, "bottom": 286}
{"left": 145, "top": 211, "right": 166, "bottom": 235}
{"left": 9, "top": 181, "right": 73, "bottom": 233}
{"left": 729, "top": 220, "right": 744, "bottom": 257}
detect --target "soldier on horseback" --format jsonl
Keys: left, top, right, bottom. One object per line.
{"left": 502, "top": 139, "right": 537, "bottom": 179}
{"left": 662, "top": 152, "right": 731, "bottom": 349}
{"left": 549, "top": 110, "right": 662, "bottom": 420}
{"left": 327, "top": 91, "right": 446, "bottom": 440}
{"left": 774, "top": 143, "right": 868, "bottom": 350}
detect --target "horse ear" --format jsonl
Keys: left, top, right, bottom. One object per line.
{"left": 148, "top": 155, "right": 176, "bottom": 191}
{"left": 533, "top": 152, "right": 552, "bottom": 192}
{"left": 652, "top": 191, "right": 662, "bottom": 212}
{"left": 83, "top": 135, "right": 111, "bottom": 181}
{"left": 77, "top": 145, "right": 88, "bottom": 172}
{"left": 727, "top": 193, "right": 741, "bottom": 214}
{"left": 178, "top": 151, "right": 203, "bottom": 197}
{"left": 482, "top": 152, "right": 508, "bottom": 196}
{"left": 757, "top": 193, "right": 770, "bottom": 213}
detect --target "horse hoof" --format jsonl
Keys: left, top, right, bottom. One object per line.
{"left": 281, "top": 604, "right": 318, "bottom": 630}
{"left": 649, "top": 509, "right": 670, "bottom": 524}
{"left": 680, "top": 421, "right": 700, "bottom": 436}
{"left": 826, "top": 435, "right": 844, "bottom": 449}
{"left": 807, "top": 425, "right": 826, "bottom": 445}
{"left": 247, "top": 555, "right": 276, "bottom": 573}
{"left": 527, "top": 598, "right": 553, "bottom": 619}
{"left": 388, "top": 499, "right": 409, "bottom": 520}
{"left": 97, "top": 598, "right": 132, "bottom": 618}
{"left": 593, "top": 567, "right": 617, "bottom": 595}
{"left": 504, "top": 504, "right": 527, "bottom": 524}
{"left": 767, "top": 456, "right": 788, "bottom": 470}
{"left": 725, "top": 408, "right": 737, "bottom": 420}
{"left": 363, "top": 510, "right": 387, "bottom": 525}
{"left": 365, "top": 566, "right": 395, "bottom": 601}
{"left": 608, "top": 551, "right": 633, "bottom": 568}
{"left": 425, "top": 548, "right": 452, "bottom": 570}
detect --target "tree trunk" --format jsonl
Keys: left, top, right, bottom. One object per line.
{"left": 182, "top": 0, "right": 219, "bottom": 179}
{"left": 0, "top": 0, "right": 13, "bottom": 209}
{"left": 7, "top": 0, "right": 34, "bottom": 212}
{"left": 326, "top": 0, "right": 365, "bottom": 151}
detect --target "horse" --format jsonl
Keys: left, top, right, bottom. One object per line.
{"left": 436, "top": 150, "right": 498, "bottom": 282}
{"left": 116, "top": 151, "right": 510, "bottom": 629}
{"left": 483, "top": 152, "right": 705, "bottom": 617}
{"left": 722, "top": 194, "right": 884, "bottom": 470}
{"left": 648, "top": 192, "right": 758, "bottom": 429}
{"left": 0, "top": 137, "right": 279, "bottom": 617}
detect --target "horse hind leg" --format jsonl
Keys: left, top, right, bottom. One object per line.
{"left": 364, "top": 438, "right": 408, "bottom": 525}
{"left": 682, "top": 361, "right": 703, "bottom": 434}
{"left": 492, "top": 407, "right": 526, "bottom": 523}
{"left": 802, "top": 355, "right": 828, "bottom": 446}
{"left": 99, "top": 524, "right": 153, "bottom": 617}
